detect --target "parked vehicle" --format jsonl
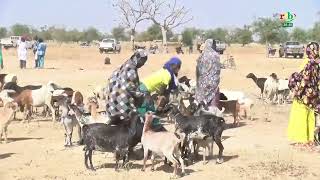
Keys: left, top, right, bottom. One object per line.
{"left": 279, "top": 41, "right": 304, "bottom": 58}
{"left": 0, "top": 36, "right": 32, "bottom": 49}
{"left": 99, "top": 38, "right": 121, "bottom": 54}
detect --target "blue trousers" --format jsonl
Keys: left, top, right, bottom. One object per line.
{"left": 37, "top": 55, "right": 45, "bottom": 68}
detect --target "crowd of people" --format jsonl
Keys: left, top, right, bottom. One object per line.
{"left": 0, "top": 36, "right": 47, "bottom": 69}
{"left": 105, "top": 39, "right": 221, "bottom": 130}
{"left": 2, "top": 35, "right": 320, "bottom": 151}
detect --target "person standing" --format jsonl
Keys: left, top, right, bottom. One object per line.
{"left": 287, "top": 42, "right": 320, "bottom": 150}
{"left": 37, "top": 38, "right": 47, "bottom": 69}
{"left": 0, "top": 43, "right": 3, "bottom": 69}
{"left": 195, "top": 39, "right": 221, "bottom": 110}
{"left": 17, "top": 37, "right": 27, "bottom": 69}
{"left": 33, "top": 37, "right": 39, "bottom": 68}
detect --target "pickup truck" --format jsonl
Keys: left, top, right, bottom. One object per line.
{"left": 0, "top": 36, "right": 32, "bottom": 49}
{"left": 99, "top": 38, "right": 121, "bottom": 54}
{"left": 279, "top": 41, "right": 304, "bottom": 58}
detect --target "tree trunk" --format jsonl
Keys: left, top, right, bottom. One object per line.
{"left": 161, "top": 26, "right": 168, "bottom": 53}
{"left": 131, "top": 29, "right": 136, "bottom": 51}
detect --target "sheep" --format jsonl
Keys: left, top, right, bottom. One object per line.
{"left": 246, "top": 73, "right": 267, "bottom": 98}
{"left": 0, "top": 102, "right": 18, "bottom": 143}
{"left": 79, "top": 110, "right": 142, "bottom": 171}
{"left": 141, "top": 112, "right": 185, "bottom": 178}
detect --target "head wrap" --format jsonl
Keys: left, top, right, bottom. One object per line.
{"left": 163, "top": 57, "right": 182, "bottom": 91}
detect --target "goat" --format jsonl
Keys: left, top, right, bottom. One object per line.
{"left": 0, "top": 74, "right": 18, "bottom": 90}
{"left": 218, "top": 100, "right": 241, "bottom": 126}
{"left": 170, "top": 104, "right": 225, "bottom": 165}
{"left": 263, "top": 73, "right": 279, "bottom": 103}
{"left": 220, "top": 90, "right": 255, "bottom": 120}
{"left": 3, "top": 82, "right": 42, "bottom": 94}
{"left": 1, "top": 82, "right": 57, "bottom": 123}
{"left": 80, "top": 111, "right": 141, "bottom": 171}
{"left": 56, "top": 94, "right": 82, "bottom": 147}
{"left": 275, "top": 79, "right": 290, "bottom": 104}
{"left": 246, "top": 73, "right": 267, "bottom": 98}
{"left": 141, "top": 112, "right": 185, "bottom": 178}
{"left": 0, "top": 102, "right": 18, "bottom": 143}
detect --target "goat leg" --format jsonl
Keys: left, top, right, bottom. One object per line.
{"left": 3, "top": 127, "right": 8, "bottom": 143}
{"left": 88, "top": 150, "right": 95, "bottom": 171}
{"left": 0, "top": 129, "right": 2, "bottom": 143}
{"left": 151, "top": 153, "right": 155, "bottom": 171}
{"left": 214, "top": 131, "right": 224, "bottom": 164}
{"left": 141, "top": 148, "right": 148, "bottom": 172}
{"left": 84, "top": 150, "right": 90, "bottom": 169}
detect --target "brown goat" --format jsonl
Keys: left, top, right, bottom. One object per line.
{"left": 218, "top": 100, "right": 241, "bottom": 126}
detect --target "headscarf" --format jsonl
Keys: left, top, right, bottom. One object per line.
{"left": 306, "top": 42, "right": 319, "bottom": 60}
{"left": 195, "top": 39, "right": 221, "bottom": 105}
{"left": 106, "top": 50, "right": 148, "bottom": 121}
{"left": 163, "top": 57, "right": 182, "bottom": 91}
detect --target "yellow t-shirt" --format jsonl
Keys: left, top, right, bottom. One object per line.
{"left": 142, "top": 69, "right": 171, "bottom": 94}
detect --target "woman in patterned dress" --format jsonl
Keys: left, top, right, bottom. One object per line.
{"left": 195, "top": 39, "right": 221, "bottom": 109}
{"left": 287, "top": 42, "right": 320, "bottom": 149}
{"left": 105, "top": 50, "right": 148, "bottom": 124}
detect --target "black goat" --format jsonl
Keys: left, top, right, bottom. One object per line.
{"left": 76, "top": 109, "right": 143, "bottom": 171}
{"left": 169, "top": 104, "right": 225, "bottom": 164}
{"left": 246, "top": 73, "right": 267, "bottom": 98}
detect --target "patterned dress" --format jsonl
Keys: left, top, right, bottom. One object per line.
{"left": 106, "top": 50, "right": 148, "bottom": 121}
{"left": 195, "top": 39, "right": 221, "bottom": 106}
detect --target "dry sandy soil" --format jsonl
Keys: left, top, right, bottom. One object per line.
{"left": 0, "top": 44, "right": 320, "bottom": 180}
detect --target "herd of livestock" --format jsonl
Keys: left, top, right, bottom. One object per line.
{"left": 0, "top": 71, "right": 291, "bottom": 178}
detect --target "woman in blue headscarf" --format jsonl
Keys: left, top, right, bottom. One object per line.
{"left": 138, "top": 57, "right": 182, "bottom": 129}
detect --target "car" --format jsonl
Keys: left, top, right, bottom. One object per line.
{"left": 279, "top": 41, "right": 304, "bottom": 58}
{"left": 99, "top": 38, "right": 121, "bottom": 54}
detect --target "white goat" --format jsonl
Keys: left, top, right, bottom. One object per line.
{"left": 263, "top": 75, "right": 278, "bottom": 103}
{"left": 141, "top": 112, "right": 185, "bottom": 178}
{"left": 276, "top": 79, "right": 290, "bottom": 104}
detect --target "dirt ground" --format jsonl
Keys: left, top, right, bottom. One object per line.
{"left": 0, "top": 44, "right": 320, "bottom": 180}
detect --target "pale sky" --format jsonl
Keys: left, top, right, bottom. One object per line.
{"left": 0, "top": 0, "right": 319, "bottom": 33}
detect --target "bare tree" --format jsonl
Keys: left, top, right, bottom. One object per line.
{"left": 147, "top": 0, "right": 193, "bottom": 50}
{"left": 113, "top": 0, "right": 149, "bottom": 49}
